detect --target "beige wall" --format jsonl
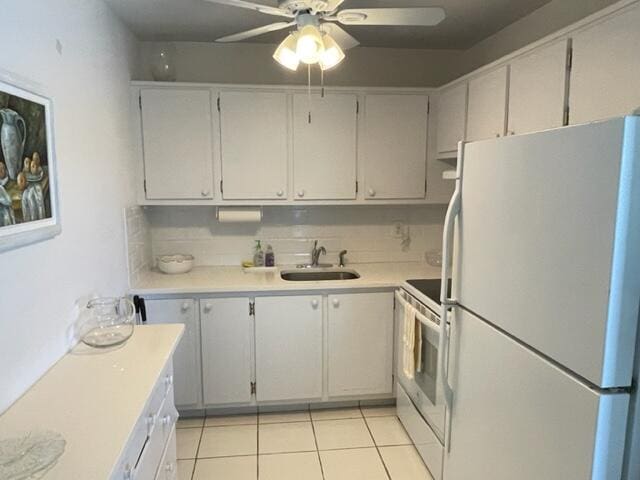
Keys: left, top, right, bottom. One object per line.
{"left": 138, "top": 41, "right": 464, "bottom": 87}
{"left": 455, "top": 0, "right": 622, "bottom": 76}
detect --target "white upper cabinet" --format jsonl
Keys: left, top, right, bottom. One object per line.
{"left": 327, "top": 292, "right": 394, "bottom": 397}
{"left": 144, "top": 298, "right": 201, "bottom": 409}
{"left": 570, "top": 6, "right": 640, "bottom": 124}
{"left": 362, "top": 94, "right": 429, "bottom": 200}
{"left": 219, "top": 91, "right": 288, "bottom": 200}
{"left": 254, "top": 295, "right": 323, "bottom": 402}
{"left": 140, "top": 89, "right": 215, "bottom": 200}
{"left": 436, "top": 83, "right": 468, "bottom": 156}
{"left": 466, "top": 66, "right": 509, "bottom": 142}
{"left": 508, "top": 40, "right": 569, "bottom": 135}
{"left": 201, "top": 298, "right": 253, "bottom": 406}
{"left": 293, "top": 93, "right": 358, "bottom": 200}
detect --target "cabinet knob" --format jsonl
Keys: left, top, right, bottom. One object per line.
{"left": 508, "top": 130, "right": 515, "bottom": 136}
{"left": 201, "top": 190, "right": 210, "bottom": 197}
{"left": 160, "top": 414, "right": 173, "bottom": 427}
{"left": 165, "top": 462, "right": 175, "bottom": 473}
{"left": 164, "top": 374, "right": 174, "bottom": 388}
{"left": 297, "top": 190, "right": 305, "bottom": 198}
{"left": 276, "top": 190, "right": 284, "bottom": 197}
{"left": 145, "top": 413, "right": 156, "bottom": 430}
{"left": 368, "top": 188, "right": 376, "bottom": 197}
{"left": 204, "top": 303, "right": 213, "bottom": 313}
{"left": 311, "top": 299, "right": 319, "bottom": 309}
{"left": 181, "top": 302, "right": 190, "bottom": 312}
{"left": 332, "top": 298, "right": 340, "bottom": 307}
{"left": 495, "top": 133, "right": 501, "bottom": 138}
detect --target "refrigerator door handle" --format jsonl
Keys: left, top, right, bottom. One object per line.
{"left": 438, "top": 141, "right": 463, "bottom": 452}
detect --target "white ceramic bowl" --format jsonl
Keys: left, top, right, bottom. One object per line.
{"left": 157, "top": 254, "right": 194, "bottom": 274}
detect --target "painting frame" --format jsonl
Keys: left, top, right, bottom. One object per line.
{"left": 0, "top": 72, "right": 60, "bottom": 252}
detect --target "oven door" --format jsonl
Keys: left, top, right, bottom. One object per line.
{"left": 396, "top": 290, "right": 447, "bottom": 443}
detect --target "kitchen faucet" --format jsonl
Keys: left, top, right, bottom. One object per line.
{"left": 338, "top": 250, "right": 348, "bottom": 267}
{"left": 310, "top": 240, "right": 327, "bottom": 267}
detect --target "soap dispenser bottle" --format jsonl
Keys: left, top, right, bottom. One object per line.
{"left": 253, "top": 240, "right": 265, "bottom": 267}
{"left": 265, "top": 245, "right": 275, "bottom": 267}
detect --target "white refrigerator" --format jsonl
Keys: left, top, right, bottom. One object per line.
{"left": 439, "top": 117, "right": 640, "bottom": 479}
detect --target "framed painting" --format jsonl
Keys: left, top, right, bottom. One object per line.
{"left": 0, "top": 74, "right": 60, "bottom": 252}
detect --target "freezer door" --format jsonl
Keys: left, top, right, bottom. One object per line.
{"left": 456, "top": 117, "right": 640, "bottom": 387}
{"left": 443, "top": 308, "right": 629, "bottom": 480}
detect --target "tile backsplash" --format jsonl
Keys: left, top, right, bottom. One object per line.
{"left": 124, "top": 206, "right": 153, "bottom": 284}
{"left": 142, "top": 205, "right": 446, "bottom": 268}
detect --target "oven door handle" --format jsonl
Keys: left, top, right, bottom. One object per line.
{"left": 395, "top": 290, "right": 440, "bottom": 335}
{"left": 438, "top": 141, "right": 463, "bottom": 453}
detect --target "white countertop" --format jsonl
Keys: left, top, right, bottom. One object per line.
{"left": 130, "top": 262, "right": 442, "bottom": 295}
{"left": 0, "top": 324, "right": 184, "bottom": 480}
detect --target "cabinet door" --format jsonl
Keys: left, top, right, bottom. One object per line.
{"left": 254, "top": 295, "right": 323, "bottom": 402}
{"left": 140, "top": 89, "right": 214, "bottom": 200}
{"left": 201, "top": 298, "right": 253, "bottom": 405}
{"left": 570, "top": 6, "right": 640, "bottom": 124}
{"left": 293, "top": 93, "right": 358, "bottom": 200}
{"left": 362, "top": 94, "right": 429, "bottom": 200}
{"left": 144, "top": 299, "right": 201, "bottom": 408}
{"left": 219, "top": 91, "right": 288, "bottom": 200}
{"left": 436, "top": 83, "right": 468, "bottom": 155}
{"left": 466, "top": 66, "right": 509, "bottom": 142}
{"left": 508, "top": 40, "right": 569, "bottom": 135}
{"left": 327, "top": 292, "right": 394, "bottom": 397}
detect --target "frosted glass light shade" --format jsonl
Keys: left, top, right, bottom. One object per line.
{"left": 319, "top": 34, "right": 345, "bottom": 70}
{"left": 273, "top": 33, "right": 300, "bottom": 71}
{"left": 296, "top": 25, "right": 324, "bottom": 64}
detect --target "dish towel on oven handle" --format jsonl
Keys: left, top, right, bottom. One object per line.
{"left": 403, "top": 301, "right": 422, "bottom": 379}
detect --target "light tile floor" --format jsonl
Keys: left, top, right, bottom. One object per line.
{"left": 176, "top": 406, "right": 433, "bottom": 480}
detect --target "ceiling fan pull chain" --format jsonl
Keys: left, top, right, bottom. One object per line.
{"left": 308, "top": 64, "right": 312, "bottom": 124}
{"left": 321, "top": 68, "right": 325, "bottom": 98}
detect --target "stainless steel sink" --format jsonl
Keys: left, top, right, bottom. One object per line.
{"left": 280, "top": 269, "right": 360, "bottom": 282}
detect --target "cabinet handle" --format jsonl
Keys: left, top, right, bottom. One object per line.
{"left": 311, "top": 299, "right": 319, "bottom": 309}
{"left": 203, "top": 303, "right": 213, "bottom": 313}
{"left": 201, "top": 190, "right": 210, "bottom": 197}
{"left": 368, "top": 188, "right": 376, "bottom": 197}
{"left": 160, "top": 414, "right": 173, "bottom": 427}
{"left": 181, "top": 302, "right": 190, "bottom": 312}
{"left": 164, "top": 374, "right": 174, "bottom": 389}
{"left": 165, "top": 462, "right": 175, "bottom": 473}
{"left": 276, "top": 190, "right": 284, "bottom": 197}
{"left": 145, "top": 413, "right": 157, "bottom": 433}
{"left": 297, "top": 190, "right": 305, "bottom": 198}
{"left": 332, "top": 298, "right": 340, "bottom": 307}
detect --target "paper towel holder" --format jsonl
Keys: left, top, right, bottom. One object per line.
{"left": 216, "top": 207, "right": 263, "bottom": 223}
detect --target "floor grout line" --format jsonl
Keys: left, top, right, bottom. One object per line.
{"left": 362, "top": 408, "right": 393, "bottom": 480}
{"left": 309, "top": 404, "right": 326, "bottom": 480}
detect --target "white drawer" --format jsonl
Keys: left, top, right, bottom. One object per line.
{"left": 112, "top": 362, "right": 175, "bottom": 480}
{"left": 155, "top": 426, "right": 177, "bottom": 480}
{"left": 397, "top": 383, "right": 444, "bottom": 480}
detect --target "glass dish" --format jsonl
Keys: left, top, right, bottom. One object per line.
{"left": 81, "top": 297, "right": 135, "bottom": 348}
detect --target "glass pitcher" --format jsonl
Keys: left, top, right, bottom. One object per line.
{"left": 81, "top": 297, "right": 135, "bottom": 348}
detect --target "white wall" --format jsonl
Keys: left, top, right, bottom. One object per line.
{"left": 455, "top": 0, "right": 621, "bottom": 75}
{"left": 0, "top": 0, "right": 139, "bottom": 413}
{"left": 138, "top": 41, "right": 464, "bottom": 88}
{"left": 145, "top": 205, "right": 446, "bottom": 269}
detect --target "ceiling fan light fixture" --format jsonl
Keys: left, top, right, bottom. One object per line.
{"left": 296, "top": 25, "right": 325, "bottom": 64}
{"left": 319, "top": 34, "right": 345, "bottom": 70}
{"left": 273, "top": 33, "right": 300, "bottom": 71}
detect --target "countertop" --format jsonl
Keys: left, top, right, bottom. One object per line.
{"left": 0, "top": 324, "right": 184, "bottom": 480}
{"left": 130, "top": 262, "right": 442, "bottom": 295}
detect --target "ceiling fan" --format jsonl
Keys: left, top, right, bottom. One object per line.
{"left": 204, "top": 0, "right": 446, "bottom": 71}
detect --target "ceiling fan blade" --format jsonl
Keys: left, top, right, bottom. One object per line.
{"left": 320, "top": 23, "right": 359, "bottom": 50}
{"left": 203, "top": 0, "right": 293, "bottom": 18}
{"left": 216, "top": 21, "right": 296, "bottom": 42}
{"left": 336, "top": 7, "right": 446, "bottom": 26}
{"left": 324, "top": 0, "right": 345, "bottom": 12}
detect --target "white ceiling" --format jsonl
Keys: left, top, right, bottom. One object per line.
{"left": 104, "top": 0, "right": 557, "bottom": 50}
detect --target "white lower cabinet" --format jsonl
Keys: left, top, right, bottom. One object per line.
{"left": 254, "top": 295, "right": 323, "bottom": 402}
{"left": 144, "top": 299, "right": 202, "bottom": 409}
{"left": 201, "top": 297, "right": 254, "bottom": 405}
{"left": 328, "top": 292, "right": 394, "bottom": 397}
